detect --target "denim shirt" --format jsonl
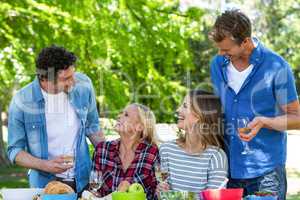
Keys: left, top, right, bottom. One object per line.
{"left": 210, "top": 38, "right": 298, "bottom": 179}
{"left": 7, "top": 72, "right": 100, "bottom": 192}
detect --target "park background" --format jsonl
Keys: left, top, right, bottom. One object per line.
{"left": 0, "top": 0, "right": 299, "bottom": 199}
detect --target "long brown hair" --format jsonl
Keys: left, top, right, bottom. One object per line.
{"left": 177, "top": 90, "right": 224, "bottom": 149}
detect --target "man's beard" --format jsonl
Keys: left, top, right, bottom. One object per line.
{"left": 64, "top": 86, "right": 74, "bottom": 94}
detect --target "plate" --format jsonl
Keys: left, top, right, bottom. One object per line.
{"left": 1, "top": 188, "right": 43, "bottom": 200}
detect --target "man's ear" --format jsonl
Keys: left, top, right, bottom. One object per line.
{"left": 242, "top": 37, "right": 252, "bottom": 46}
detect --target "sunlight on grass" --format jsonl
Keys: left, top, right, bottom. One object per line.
{"left": 287, "top": 194, "right": 300, "bottom": 200}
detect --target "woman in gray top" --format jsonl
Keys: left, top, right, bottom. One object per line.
{"left": 157, "top": 90, "right": 228, "bottom": 193}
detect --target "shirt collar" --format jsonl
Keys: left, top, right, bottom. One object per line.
{"left": 32, "top": 77, "right": 44, "bottom": 102}
{"left": 135, "top": 140, "right": 150, "bottom": 153}
{"left": 32, "top": 76, "right": 79, "bottom": 103}
{"left": 248, "top": 37, "right": 264, "bottom": 66}
{"left": 114, "top": 139, "right": 150, "bottom": 154}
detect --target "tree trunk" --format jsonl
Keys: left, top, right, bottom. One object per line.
{"left": 0, "top": 101, "right": 10, "bottom": 167}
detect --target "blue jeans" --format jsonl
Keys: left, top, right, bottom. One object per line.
{"left": 227, "top": 165, "right": 287, "bottom": 200}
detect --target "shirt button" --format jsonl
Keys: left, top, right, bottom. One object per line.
{"left": 32, "top": 125, "right": 35, "bottom": 129}
{"left": 234, "top": 99, "right": 238, "bottom": 102}
{"left": 232, "top": 118, "right": 235, "bottom": 120}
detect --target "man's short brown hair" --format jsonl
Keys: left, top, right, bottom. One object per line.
{"left": 209, "top": 10, "right": 252, "bottom": 45}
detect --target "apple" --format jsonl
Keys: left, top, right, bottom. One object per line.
{"left": 128, "top": 183, "right": 144, "bottom": 193}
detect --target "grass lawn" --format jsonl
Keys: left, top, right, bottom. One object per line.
{"left": 0, "top": 165, "right": 28, "bottom": 189}
{"left": 289, "top": 195, "right": 300, "bottom": 200}
{"left": 0, "top": 165, "right": 29, "bottom": 200}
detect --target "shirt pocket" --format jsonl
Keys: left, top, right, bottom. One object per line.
{"left": 247, "top": 75, "right": 277, "bottom": 116}
{"left": 24, "top": 122, "right": 43, "bottom": 158}
{"left": 25, "top": 122, "right": 43, "bottom": 144}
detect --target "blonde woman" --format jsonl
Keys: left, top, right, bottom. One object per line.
{"left": 157, "top": 90, "right": 228, "bottom": 193}
{"left": 93, "top": 103, "right": 159, "bottom": 200}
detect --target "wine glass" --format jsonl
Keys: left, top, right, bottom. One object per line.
{"left": 155, "top": 158, "right": 170, "bottom": 200}
{"left": 89, "top": 170, "right": 103, "bottom": 192}
{"left": 155, "top": 160, "right": 170, "bottom": 200}
{"left": 155, "top": 162, "right": 162, "bottom": 182}
{"left": 89, "top": 151, "right": 103, "bottom": 193}
{"left": 62, "top": 147, "right": 75, "bottom": 179}
{"left": 237, "top": 117, "right": 254, "bottom": 155}
{"left": 155, "top": 160, "right": 169, "bottom": 184}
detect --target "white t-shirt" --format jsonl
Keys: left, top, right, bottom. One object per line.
{"left": 42, "top": 89, "right": 80, "bottom": 179}
{"left": 227, "top": 62, "right": 254, "bottom": 94}
{"left": 227, "top": 38, "right": 258, "bottom": 94}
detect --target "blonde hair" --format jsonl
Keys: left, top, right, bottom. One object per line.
{"left": 132, "top": 103, "right": 157, "bottom": 145}
{"left": 177, "top": 90, "right": 224, "bottom": 149}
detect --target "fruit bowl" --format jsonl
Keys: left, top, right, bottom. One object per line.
{"left": 158, "top": 191, "right": 197, "bottom": 200}
{"left": 41, "top": 193, "right": 77, "bottom": 200}
{"left": 112, "top": 191, "right": 146, "bottom": 200}
{"left": 246, "top": 195, "right": 278, "bottom": 200}
{"left": 200, "top": 188, "right": 243, "bottom": 200}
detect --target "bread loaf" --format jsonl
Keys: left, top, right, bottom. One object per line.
{"left": 44, "top": 181, "right": 74, "bottom": 194}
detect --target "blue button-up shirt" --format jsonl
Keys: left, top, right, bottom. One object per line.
{"left": 7, "top": 72, "right": 100, "bottom": 191}
{"left": 210, "top": 38, "right": 298, "bottom": 179}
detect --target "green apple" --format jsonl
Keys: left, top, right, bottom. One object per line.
{"left": 128, "top": 183, "right": 144, "bottom": 193}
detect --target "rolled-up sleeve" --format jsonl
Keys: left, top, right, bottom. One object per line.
{"left": 7, "top": 97, "right": 26, "bottom": 163}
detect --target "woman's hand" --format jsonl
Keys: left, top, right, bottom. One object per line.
{"left": 117, "top": 180, "right": 131, "bottom": 192}
{"left": 156, "top": 182, "right": 170, "bottom": 193}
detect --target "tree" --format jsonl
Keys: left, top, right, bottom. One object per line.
{"left": 0, "top": 0, "right": 212, "bottom": 165}
{"left": 1, "top": 0, "right": 299, "bottom": 166}
{"left": 232, "top": 0, "right": 300, "bottom": 94}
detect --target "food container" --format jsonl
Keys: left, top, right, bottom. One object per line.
{"left": 1, "top": 188, "right": 43, "bottom": 200}
{"left": 112, "top": 191, "right": 146, "bottom": 200}
{"left": 158, "top": 191, "right": 198, "bottom": 200}
{"left": 200, "top": 188, "right": 244, "bottom": 200}
{"left": 41, "top": 193, "right": 77, "bottom": 200}
{"left": 246, "top": 195, "right": 277, "bottom": 200}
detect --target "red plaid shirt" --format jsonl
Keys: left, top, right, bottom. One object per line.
{"left": 93, "top": 139, "right": 159, "bottom": 200}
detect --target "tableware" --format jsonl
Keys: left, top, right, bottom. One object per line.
{"left": 237, "top": 117, "right": 254, "bottom": 155}
{"left": 200, "top": 188, "right": 243, "bottom": 200}
{"left": 1, "top": 188, "right": 43, "bottom": 200}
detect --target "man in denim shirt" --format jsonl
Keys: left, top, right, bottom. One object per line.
{"left": 209, "top": 10, "right": 300, "bottom": 199}
{"left": 7, "top": 45, "right": 104, "bottom": 193}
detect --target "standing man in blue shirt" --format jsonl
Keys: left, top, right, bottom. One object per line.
{"left": 209, "top": 10, "right": 300, "bottom": 199}
{"left": 7, "top": 45, "right": 104, "bottom": 193}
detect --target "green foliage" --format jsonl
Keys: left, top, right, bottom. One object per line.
{"left": 0, "top": 0, "right": 214, "bottom": 122}
{"left": 248, "top": 0, "right": 300, "bottom": 95}
{"left": 0, "top": 165, "right": 29, "bottom": 189}
{"left": 0, "top": 0, "right": 299, "bottom": 123}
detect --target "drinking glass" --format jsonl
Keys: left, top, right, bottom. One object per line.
{"left": 237, "top": 117, "right": 254, "bottom": 155}
{"left": 89, "top": 170, "right": 103, "bottom": 192}
{"left": 62, "top": 147, "right": 75, "bottom": 179}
